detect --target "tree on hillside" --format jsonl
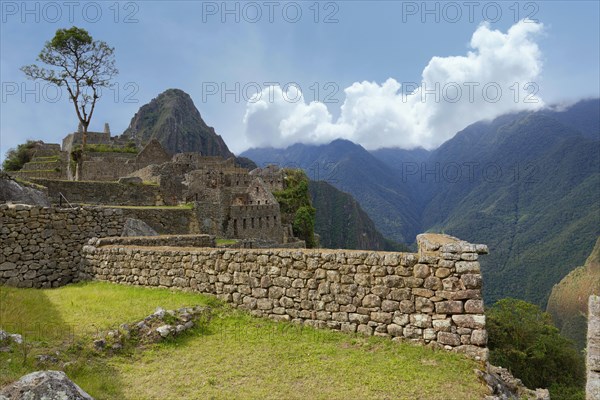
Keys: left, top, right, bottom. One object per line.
{"left": 487, "top": 298, "right": 585, "bottom": 399}
{"left": 1, "top": 141, "right": 38, "bottom": 171}
{"left": 273, "top": 169, "right": 317, "bottom": 248}
{"left": 21, "top": 26, "right": 118, "bottom": 180}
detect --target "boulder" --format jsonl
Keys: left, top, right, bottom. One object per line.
{"left": 0, "top": 172, "right": 50, "bottom": 207}
{"left": 0, "top": 370, "right": 94, "bottom": 400}
{"left": 121, "top": 218, "right": 158, "bottom": 237}
{"left": 118, "top": 176, "right": 143, "bottom": 185}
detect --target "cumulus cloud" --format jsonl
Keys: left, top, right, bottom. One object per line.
{"left": 243, "top": 19, "right": 545, "bottom": 150}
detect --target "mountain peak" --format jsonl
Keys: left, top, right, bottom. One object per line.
{"left": 122, "top": 88, "right": 234, "bottom": 158}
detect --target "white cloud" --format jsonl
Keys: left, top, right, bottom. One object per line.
{"left": 243, "top": 19, "right": 545, "bottom": 150}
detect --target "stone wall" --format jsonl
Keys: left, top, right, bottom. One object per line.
{"left": 92, "top": 235, "right": 215, "bottom": 248}
{"left": 119, "top": 207, "right": 197, "bottom": 235}
{"left": 81, "top": 233, "right": 489, "bottom": 360}
{"left": 32, "top": 179, "right": 171, "bottom": 207}
{"left": 588, "top": 295, "right": 600, "bottom": 400}
{"left": 0, "top": 204, "right": 126, "bottom": 288}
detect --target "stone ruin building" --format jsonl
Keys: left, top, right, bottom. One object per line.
{"left": 6, "top": 124, "right": 295, "bottom": 246}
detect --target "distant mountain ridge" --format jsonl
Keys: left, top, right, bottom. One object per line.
{"left": 242, "top": 98, "right": 600, "bottom": 307}
{"left": 243, "top": 139, "right": 422, "bottom": 244}
{"left": 309, "top": 181, "right": 406, "bottom": 251}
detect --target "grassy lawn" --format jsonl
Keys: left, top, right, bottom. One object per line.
{"left": 0, "top": 282, "right": 488, "bottom": 399}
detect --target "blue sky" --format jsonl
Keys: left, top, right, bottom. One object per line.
{"left": 1, "top": 1, "right": 599, "bottom": 161}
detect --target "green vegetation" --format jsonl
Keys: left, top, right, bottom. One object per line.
{"left": 32, "top": 155, "right": 61, "bottom": 162}
{"left": 11, "top": 169, "right": 59, "bottom": 174}
{"left": 216, "top": 238, "right": 239, "bottom": 246}
{"left": 547, "top": 237, "right": 600, "bottom": 350}
{"left": 274, "top": 169, "right": 317, "bottom": 248}
{"left": 94, "top": 204, "right": 194, "bottom": 210}
{"left": 13, "top": 177, "right": 47, "bottom": 191}
{"left": 2, "top": 140, "right": 37, "bottom": 171}
{"left": 487, "top": 298, "right": 585, "bottom": 399}
{"left": 1, "top": 282, "right": 487, "bottom": 399}
{"left": 83, "top": 143, "right": 138, "bottom": 154}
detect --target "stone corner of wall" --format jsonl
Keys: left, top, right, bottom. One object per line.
{"left": 416, "top": 233, "right": 488, "bottom": 264}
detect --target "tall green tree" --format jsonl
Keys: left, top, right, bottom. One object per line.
{"left": 487, "top": 298, "right": 585, "bottom": 399}
{"left": 21, "top": 26, "right": 118, "bottom": 180}
{"left": 274, "top": 169, "right": 317, "bottom": 248}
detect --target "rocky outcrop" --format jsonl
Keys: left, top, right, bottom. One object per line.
{"left": 92, "top": 306, "right": 211, "bottom": 352}
{"left": 121, "top": 218, "right": 158, "bottom": 237}
{"left": 0, "top": 371, "right": 94, "bottom": 400}
{"left": 0, "top": 172, "right": 50, "bottom": 206}
{"left": 478, "top": 364, "right": 550, "bottom": 400}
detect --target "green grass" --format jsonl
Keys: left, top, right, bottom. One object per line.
{"left": 216, "top": 238, "right": 239, "bottom": 246}
{"left": 83, "top": 144, "right": 138, "bottom": 154}
{"left": 12, "top": 177, "right": 47, "bottom": 191}
{"left": 13, "top": 169, "right": 59, "bottom": 174}
{"left": 0, "top": 282, "right": 488, "bottom": 399}
{"left": 32, "top": 156, "right": 61, "bottom": 162}
{"left": 93, "top": 204, "right": 194, "bottom": 210}
{"left": 26, "top": 160, "right": 60, "bottom": 165}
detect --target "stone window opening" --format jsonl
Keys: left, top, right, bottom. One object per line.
{"left": 251, "top": 218, "right": 255, "bottom": 228}
{"left": 243, "top": 219, "right": 247, "bottom": 230}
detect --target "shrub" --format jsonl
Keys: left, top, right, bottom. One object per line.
{"left": 487, "top": 298, "right": 585, "bottom": 398}
{"left": 2, "top": 141, "right": 37, "bottom": 171}
{"left": 274, "top": 169, "right": 317, "bottom": 248}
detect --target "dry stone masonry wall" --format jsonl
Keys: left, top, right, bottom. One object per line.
{"left": 0, "top": 204, "right": 126, "bottom": 288}
{"left": 82, "top": 232, "right": 489, "bottom": 360}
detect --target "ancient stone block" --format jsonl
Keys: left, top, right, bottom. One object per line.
{"left": 381, "top": 300, "right": 399, "bottom": 312}
{"left": 403, "top": 326, "right": 422, "bottom": 339}
{"left": 255, "top": 298, "right": 273, "bottom": 310}
{"left": 464, "top": 299, "right": 484, "bottom": 314}
{"left": 423, "top": 328, "right": 437, "bottom": 341}
{"left": 424, "top": 276, "right": 442, "bottom": 290}
{"left": 435, "top": 301, "right": 463, "bottom": 314}
{"left": 405, "top": 277, "right": 424, "bottom": 288}
{"left": 357, "top": 324, "right": 373, "bottom": 336}
{"left": 370, "top": 312, "right": 392, "bottom": 324}
{"left": 410, "top": 314, "right": 432, "bottom": 328}
{"left": 362, "top": 294, "right": 381, "bottom": 308}
{"left": 388, "top": 288, "right": 411, "bottom": 301}
{"left": 399, "top": 300, "right": 415, "bottom": 313}
{"left": 451, "top": 315, "right": 485, "bottom": 329}
{"left": 471, "top": 329, "right": 488, "bottom": 346}
{"left": 341, "top": 323, "right": 357, "bottom": 333}
{"left": 455, "top": 261, "right": 480, "bottom": 274}
{"left": 412, "top": 288, "right": 434, "bottom": 298}
{"left": 387, "top": 324, "right": 404, "bottom": 336}
{"left": 393, "top": 312, "right": 409, "bottom": 326}
{"left": 461, "top": 274, "right": 482, "bottom": 289}
{"left": 432, "top": 319, "right": 452, "bottom": 332}
{"left": 349, "top": 313, "right": 370, "bottom": 324}
{"left": 437, "top": 332, "right": 461, "bottom": 346}
{"left": 413, "top": 264, "right": 430, "bottom": 278}
{"left": 383, "top": 275, "right": 403, "bottom": 288}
